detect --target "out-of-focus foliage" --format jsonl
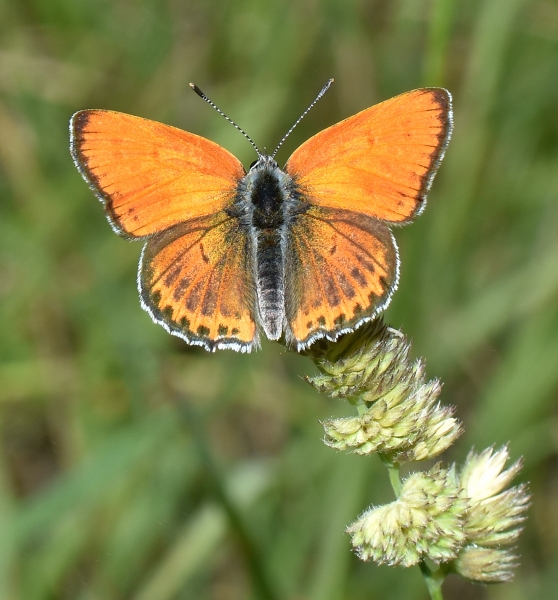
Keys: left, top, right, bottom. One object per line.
{"left": 0, "top": 0, "right": 557, "bottom": 598}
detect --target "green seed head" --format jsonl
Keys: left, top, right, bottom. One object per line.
{"left": 347, "top": 466, "right": 468, "bottom": 567}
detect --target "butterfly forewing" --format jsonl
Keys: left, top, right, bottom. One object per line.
{"left": 285, "top": 206, "right": 397, "bottom": 349}
{"left": 285, "top": 88, "right": 452, "bottom": 224}
{"left": 140, "top": 213, "right": 258, "bottom": 351}
{"left": 70, "top": 110, "right": 245, "bottom": 238}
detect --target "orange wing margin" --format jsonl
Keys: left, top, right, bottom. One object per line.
{"left": 285, "top": 89, "right": 452, "bottom": 223}
{"left": 140, "top": 212, "right": 258, "bottom": 351}
{"left": 70, "top": 110, "right": 245, "bottom": 238}
{"left": 285, "top": 206, "right": 397, "bottom": 350}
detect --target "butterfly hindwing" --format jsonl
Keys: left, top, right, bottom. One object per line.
{"left": 285, "top": 88, "right": 452, "bottom": 224}
{"left": 285, "top": 206, "right": 398, "bottom": 349}
{"left": 140, "top": 212, "right": 258, "bottom": 351}
{"left": 70, "top": 110, "right": 245, "bottom": 238}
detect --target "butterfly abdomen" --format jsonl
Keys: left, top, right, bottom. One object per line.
{"left": 255, "top": 229, "right": 284, "bottom": 339}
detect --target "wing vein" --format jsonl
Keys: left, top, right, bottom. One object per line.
{"left": 305, "top": 213, "right": 388, "bottom": 273}
{"left": 150, "top": 216, "right": 232, "bottom": 287}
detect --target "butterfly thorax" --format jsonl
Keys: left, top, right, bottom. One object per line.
{"left": 251, "top": 169, "right": 286, "bottom": 229}
{"left": 233, "top": 156, "right": 305, "bottom": 341}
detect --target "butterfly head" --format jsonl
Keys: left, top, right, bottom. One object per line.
{"left": 248, "top": 154, "right": 279, "bottom": 173}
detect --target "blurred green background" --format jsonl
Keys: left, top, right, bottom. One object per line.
{"left": 0, "top": 0, "right": 557, "bottom": 598}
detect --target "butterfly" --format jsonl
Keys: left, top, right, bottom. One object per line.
{"left": 70, "top": 80, "right": 452, "bottom": 353}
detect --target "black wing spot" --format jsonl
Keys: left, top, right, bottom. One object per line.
{"left": 172, "top": 276, "right": 192, "bottom": 301}
{"left": 199, "top": 243, "right": 210, "bottom": 263}
{"left": 185, "top": 279, "right": 204, "bottom": 310}
{"left": 333, "top": 314, "right": 346, "bottom": 326}
{"left": 350, "top": 267, "right": 367, "bottom": 286}
{"left": 337, "top": 272, "right": 355, "bottom": 299}
{"left": 323, "top": 277, "right": 341, "bottom": 307}
{"left": 356, "top": 254, "right": 376, "bottom": 274}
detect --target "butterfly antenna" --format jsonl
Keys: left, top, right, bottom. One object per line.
{"left": 189, "top": 83, "right": 262, "bottom": 157}
{"left": 271, "top": 78, "right": 334, "bottom": 159}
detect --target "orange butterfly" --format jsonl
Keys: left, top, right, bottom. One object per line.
{"left": 70, "top": 81, "right": 452, "bottom": 352}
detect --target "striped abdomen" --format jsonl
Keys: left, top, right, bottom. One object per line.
{"left": 255, "top": 229, "right": 284, "bottom": 339}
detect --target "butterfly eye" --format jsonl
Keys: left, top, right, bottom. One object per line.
{"left": 249, "top": 159, "right": 259, "bottom": 170}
